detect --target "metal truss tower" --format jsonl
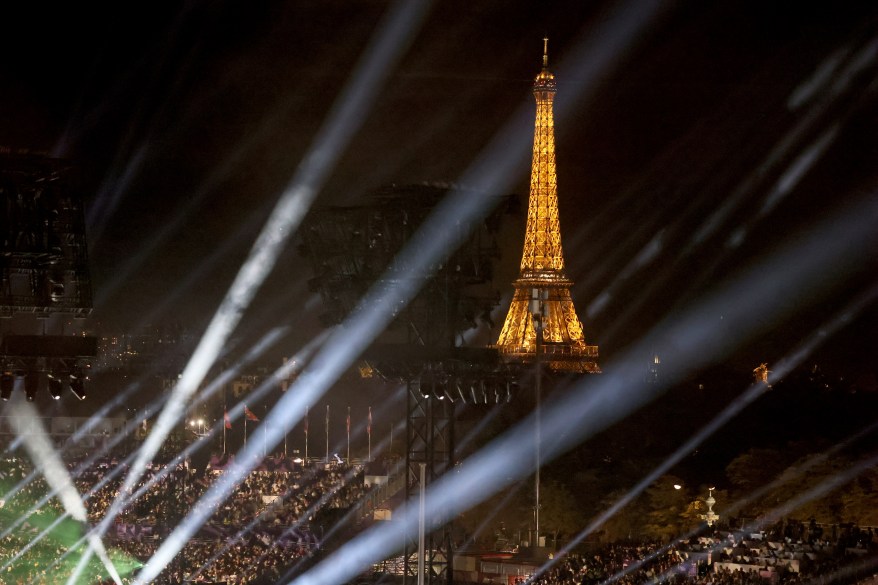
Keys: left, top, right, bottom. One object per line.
{"left": 368, "top": 345, "right": 515, "bottom": 585}
{"left": 495, "top": 40, "right": 600, "bottom": 374}
{"left": 299, "top": 184, "right": 519, "bottom": 585}
{"left": 0, "top": 152, "right": 96, "bottom": 404}
{"left": 0, "top": 153, "right": 92, "bottom": 317}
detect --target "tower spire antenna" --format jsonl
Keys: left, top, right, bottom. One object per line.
{"left": 543, "top": 36, "right": 549, "bottom": 68}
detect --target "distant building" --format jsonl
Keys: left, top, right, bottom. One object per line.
{"left": 647, "top": 353, "right": 661, "bottom": 384}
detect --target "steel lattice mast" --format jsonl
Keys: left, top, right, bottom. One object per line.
{"left": 495, "top": 39, "right": 600, "bottom": 373}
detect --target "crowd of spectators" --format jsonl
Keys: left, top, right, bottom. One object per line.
{"left": 522, "top": 528, "right": 878, "bottom": 585}
{"left": 4, "top": 447, "right": 878, "bottom": 585}
{"left": 0, "top": 450, "right": 367, "bottom": 584}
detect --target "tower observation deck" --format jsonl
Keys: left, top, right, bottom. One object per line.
{"left": 495, "top": 40, "right": 600, "bottom": 374}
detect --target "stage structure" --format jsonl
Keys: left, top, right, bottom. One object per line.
{"left": 0, "top": 151, "right": 96, "bottom": 402}
{"left": 495, "top": 40, "right": 600, "bottom": 374}
{"left": 299, "top": 183, "right": 519, "bottom": 585}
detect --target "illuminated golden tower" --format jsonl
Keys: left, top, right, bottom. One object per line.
{"left": 495, "top": 39, "right": 600, "bottom": 373}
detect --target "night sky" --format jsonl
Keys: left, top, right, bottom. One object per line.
{"left": 1, "top": 0, "right": 876, "bottom": 395}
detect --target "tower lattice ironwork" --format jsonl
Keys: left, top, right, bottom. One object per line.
{"left": 495, "top": 40, "right": 600, "bottom": 373}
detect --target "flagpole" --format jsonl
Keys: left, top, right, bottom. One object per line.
{"left": 368, "top": 406, "right": 372, "bottom": 462}
{"left": 346, "top": 406, "right": 351, "bottom": 464}
{"left": 223, "top": 377, "right": 228, "bottom": 455}
{"left": 305, "top": 406, "right": 309, "bottom": 463}
{"left": 325, "top": 404, "right": 330, "bottom": 463}
{"left": 244, "top": 415, "right": 248, "bottom": 446}
{"left": 263, "top": 405, "right": 267, "bottom": 459}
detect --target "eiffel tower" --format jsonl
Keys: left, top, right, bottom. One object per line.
{"left": 495, "top": 39, "right": 600, "bottom": 374}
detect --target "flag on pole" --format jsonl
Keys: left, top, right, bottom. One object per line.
{"left": 304, "top": 406, "right": 309, "bottom": 435}
{"left": 224, "top": 410, "right": 232, "bottom": 429}
{"left": 325, "top": 404, "right": 329, "bottom": 427}
{"left": 244, "top": 405, "right": 260, "bottom": 422}
{"left": 346, "top": 407, "right": 351, "bottom": 434}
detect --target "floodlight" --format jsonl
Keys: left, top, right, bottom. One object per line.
{"left": 69, "top": 375, "right": 86, "bottom": 400}
{"left": 48, "top": 375, "right": 63, "bottom": 400}
{"left": 0, "top": 374, "right": 12, "bottom": 401}
{"left": 24, "top": 372, "right": 39, "bottom": 402}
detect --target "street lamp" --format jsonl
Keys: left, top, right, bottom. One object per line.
{"left": 701, "top": 487, "right": 719, "bottom": 527}
{"left": 190, "top": 418, "right": 206, "bottom": 437}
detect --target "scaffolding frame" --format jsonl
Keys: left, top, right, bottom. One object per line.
{"left": 299, "top": 184, "right": 517, "bottom": 584}
{"left": 0, "top": 153, "right": 92, "bottom": 317}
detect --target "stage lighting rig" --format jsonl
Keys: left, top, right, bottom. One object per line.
{"left": 0, "top": 153, "right": 97, "bottom": 404}
{"left": 300, "top": 183, "right": 520, "bottom": 585}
